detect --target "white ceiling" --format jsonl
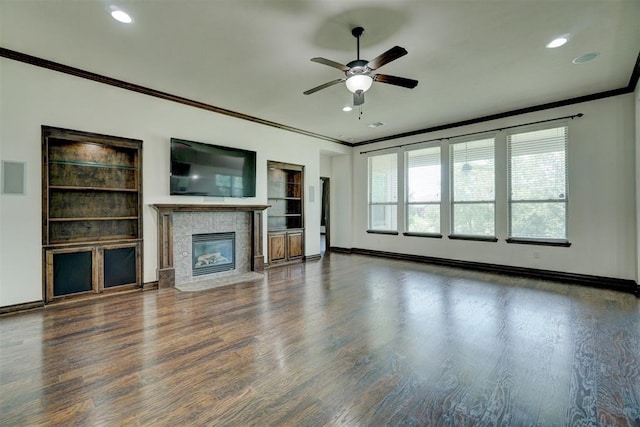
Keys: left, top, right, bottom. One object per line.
{"left": 1, "top": 0, "right": 639, "bottom": 144}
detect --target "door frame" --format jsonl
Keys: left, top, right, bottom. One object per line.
{"left": 320, "top": 177, "right": 330, "bottom": 252}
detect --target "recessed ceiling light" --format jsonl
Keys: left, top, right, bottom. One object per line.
{"left": 342, "top": 106, "right": 353, "bottom": 112}
{"left": 572, "top": 52, "right": 599, "bottom": 64}
{"left": 546, "top": 37, "right": 568, "bottom": 48}
{"left": 110, "top": 7, "right": 133, "bottom": 24}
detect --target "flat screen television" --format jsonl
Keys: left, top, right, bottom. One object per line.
{"left": 170, "top": 138, "right": 256, "bottom": 197}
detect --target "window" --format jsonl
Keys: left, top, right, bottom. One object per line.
{"left": 508, "top": 126, "right": 568, "bottom": 241}
{"left": 406, "top": 146, "right": 441, "bottom": 234}
{"left": 368, "top": 153, "right": 398, "bottom": 231}
{"left": 450, "top": 137, "right": 495, "bottom": 237}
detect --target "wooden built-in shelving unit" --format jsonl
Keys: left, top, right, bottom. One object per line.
{"left": 267, "top": 161, "right": 304, "bottom": 265}
{"left": 42, "top": 126, "right": 143, "bottom": 302}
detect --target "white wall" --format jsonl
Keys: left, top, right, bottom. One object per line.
{"left": 352, "top": 95, "right": 637, "bottom": 280}
{"left": 0, "top": 58, "right": 349, "bottom": 306}
{"left": 330, "top": 153, "right": 354, "bottom": 249}
{"left": 319, "top": 154, "right": 332, "bottom": 177}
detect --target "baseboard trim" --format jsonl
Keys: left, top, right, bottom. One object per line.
{"left": 349, "top": 247, "right": 639, "bottom": 296}
{"left": 0, "top": 300, "right": 45, "bottom": 316}
{"left": 304, "top": 254, "right": 322, "bottom": 262}
{"left": 143, "top": 281, "right": 159, "bottom": 291}
{"left": 329, "top": 246, "right": 353, "bottom": 254}
{"left": 264, "top": 258, "right": 304, "bottom": 269}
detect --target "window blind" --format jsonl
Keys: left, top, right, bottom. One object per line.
{"left": 368, "top": 153, "right": 398, "bottom": 231}
{"left": 450, "top": 137, "right": 495, "bottom": 236}
{"left": 508, "top": 126, "right": 568, "bottom": 240}
{"left": 406, "top": 146, "right": 440, "bottom": 233}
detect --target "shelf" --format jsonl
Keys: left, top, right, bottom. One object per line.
{"left": 49, "top": 159, "right": 137, "bottom": 170}
{"left": 268, "top": 214, "right": 301, "bottom": 218}
{"left": 50, "top": 186, "right": 138, "bottom": 192}
{"left": 49, "top": 216, "right": 139, "bottom": 222}
{"left": 44, "top": 238, "right": 143, "bottom": 249}
{"left": 48, "top": 234, "right": 140, "bottom": 245}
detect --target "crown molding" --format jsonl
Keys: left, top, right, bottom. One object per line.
{"left": 0, "top": 47, "right": 350, "bottom": 146}
{"left": 2, "top": 47, "right": 638, "bottom": 149}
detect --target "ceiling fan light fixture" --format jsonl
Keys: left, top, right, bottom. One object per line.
{"left": 303, "top": 26, "right": 417, "bottom": 106}
{"left": 345, "top": 75, "right": 373, "bottom": 93}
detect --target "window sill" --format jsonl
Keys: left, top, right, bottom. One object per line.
{"left": 366, "top": 230, "right": 399, "bottom": 236}
{"left": 403, "top": 232, "right": 443, "bottom": 239}
{"left": 448, "top": 235, "right": 498, "bottom": 242}
{"left": 506, "top": 238, "right": 571, "bottom": 247}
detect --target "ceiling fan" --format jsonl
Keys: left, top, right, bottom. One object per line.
{"left": 303, "top": 26, "right": 418, "bottom": 106}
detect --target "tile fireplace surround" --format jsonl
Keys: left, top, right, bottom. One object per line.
{"left": 151, "top": 204, "right": 268, "bottom": 288}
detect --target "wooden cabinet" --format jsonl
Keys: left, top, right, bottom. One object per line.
{"left": 42, "top": 126, "right": 143, "bottom": 302}
{"left": 267, "top": 229, "right": 304, "bottom": 264}
{"left": 267, "top": 232, "right": 287, "bottom": 263}
{"left": 267, "top": 161, "right": 304, "bottom": 265}
{"left": 286, "top": 230, "right": 304, "bottom": 259}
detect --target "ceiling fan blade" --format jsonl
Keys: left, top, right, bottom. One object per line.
{"left": 303, "top": 78, "right": 345, "bottom": 95}
{"left": 310, "top": 57, "right": 350, "bottom": 72}
{"left": 374, "top": 74, "right": 418, "bottom": 89}
{"left": 353, "top": 90, "right": 365, "bottom": 106}
{"left": 367, "top": 46, "right": 408, "bottom": 70}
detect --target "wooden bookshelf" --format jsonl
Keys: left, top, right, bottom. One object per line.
{"left": 267, "top": 161, "right": 304, "bottom": 265}
{"left": 42, "top": 126, "right": 143, "bottom": 302}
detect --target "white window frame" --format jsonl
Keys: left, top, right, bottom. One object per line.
{"left": 367, "top": 152, "right": 398, "bottom": 233}
{"left": 404, "top": 144, "right": 442, "bottom": 236}
{"left": 507, "top": 124, "right": 569, "bottom": 245}
{"left": 449, "top": 135, "right": 496, "bottom": 240}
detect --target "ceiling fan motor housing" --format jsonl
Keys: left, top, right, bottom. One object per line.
{"left": 346, "top": 59, "right": 370, "bottom": 77}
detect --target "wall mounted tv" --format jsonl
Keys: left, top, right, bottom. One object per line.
{"left": 170, "top": 138, "right": 257, "bottom": 197}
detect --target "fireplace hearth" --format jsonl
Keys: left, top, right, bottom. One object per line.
{"left": 192, "top": 232, "right": 235, "bottom": 276}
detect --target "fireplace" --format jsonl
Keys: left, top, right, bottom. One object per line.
{"left": 192, "top": 232, "right": 235, "bottom": 276}
{"left": 151, "top": 204, "right": 267, "bottom": 288}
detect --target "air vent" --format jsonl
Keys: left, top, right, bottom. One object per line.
{"left": 572, "top": 52, "right": 599, "bottom": 64}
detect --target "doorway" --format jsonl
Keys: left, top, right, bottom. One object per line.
{"left": 320, "top": 177, "right": 330, "bottom": 255}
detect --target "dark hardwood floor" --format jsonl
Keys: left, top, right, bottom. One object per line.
{"left": 1, "top": 253, "right": 639, "bottom": 426}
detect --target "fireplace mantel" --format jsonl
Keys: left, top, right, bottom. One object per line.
{"left": 151, "top": 204, "right": 268, "bottom": 288}
{"left": 152, "top": 204, "right": 269, "bottom": 213}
